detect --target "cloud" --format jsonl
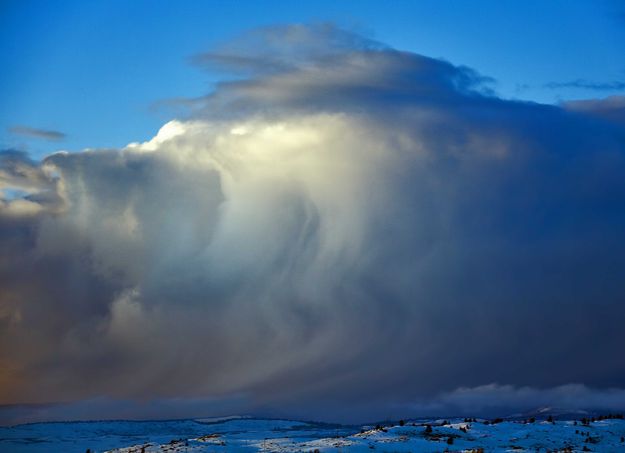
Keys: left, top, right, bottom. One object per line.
{"left": 8, "top": 125, "right": 66, "bottom": 141}
{"left": 545, "top": 79, "right": 625, "bottom": 91}
{"left": 266, "top": 383, "right": 625, "bottom": 422}
{"left": 0, "top": 395, "right": 250, "bottom": 426}
{"left": 0, "top": 150, "right": 64, "bottom": 217}
{"left": 1, "top": 24, "right": 625, "bottom": 424}
{"left": 3, "top": 383, "right": 625, "bottom": 425}
{"left": 405, "top": 384, "right": 625, "bottom": 418}
{"left": 191, "top": 23, "right": 385, "bottom": 75}
{"left": 563, "top": 95, "right": 625, "bottom": 126}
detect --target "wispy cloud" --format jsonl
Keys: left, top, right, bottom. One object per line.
{"left": 8, "top": 125, "right": 66, "bottom": 141}
{"left": 191, "top": 23, "right": 385, "bottom": 75}
{"left": 545, "top": 78, "right": 625, "bottom": 91}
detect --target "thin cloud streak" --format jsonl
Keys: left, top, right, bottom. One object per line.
{"left": 545, "top": 79, "right": 625, "bottom": 91}
{"left": 8, "top": 125, "right": 66, "bottom": 141}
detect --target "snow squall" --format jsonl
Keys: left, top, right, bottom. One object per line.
{"left": 2, "top": 24, "right": 625, "bottom": 423}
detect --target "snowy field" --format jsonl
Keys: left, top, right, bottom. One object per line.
{"left": 2, "top": 415, "right": 625, "bottom": 452}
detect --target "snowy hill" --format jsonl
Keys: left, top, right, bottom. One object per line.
{"left": 2, "top": 415, "right": 625, "bottom": 452}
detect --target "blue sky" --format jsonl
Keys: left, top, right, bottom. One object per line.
{"left": 1, "top": 0, "right": 624, "bottom": 158}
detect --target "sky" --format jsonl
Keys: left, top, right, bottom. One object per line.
{"left": 1, "top": 0, "right": 624, "bottom": 156}
{"left": 1, "top": 1, "right": 625, "bottom": 426}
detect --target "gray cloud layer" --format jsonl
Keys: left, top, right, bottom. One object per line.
{"left": 8, "top": 125, "right": 66, "bottom": 141}
{"left": 564, "top": 95, "right": 625, "bottom": 127}
{"left": 2, "top": 24, "right": 625, "bottom": 424}
{"left": 545, "top": 79, "right": 625, "bottom": 91}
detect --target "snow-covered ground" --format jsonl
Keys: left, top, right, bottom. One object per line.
{"left": 2, "top": 415, "right": 625, "bottom": 452}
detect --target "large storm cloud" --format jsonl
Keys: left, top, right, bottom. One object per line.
{"left": 2, "top": 24, "right": 625, "bottom": 424}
